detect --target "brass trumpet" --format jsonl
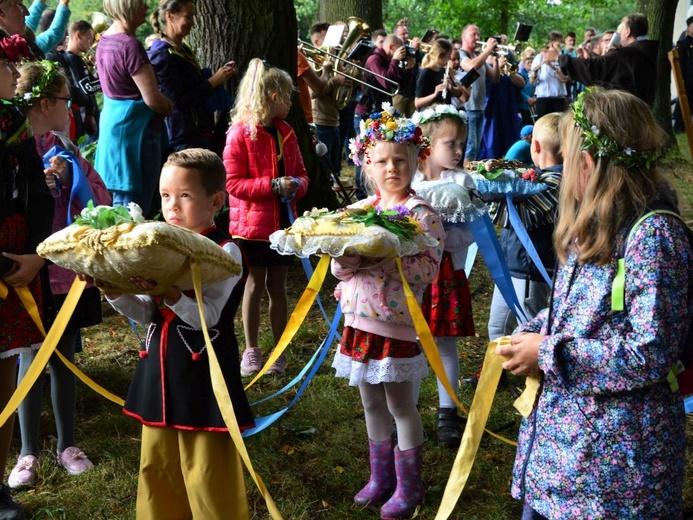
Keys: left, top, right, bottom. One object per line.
{"left": 298, "top": 39, "right": 400, "bottom": 106}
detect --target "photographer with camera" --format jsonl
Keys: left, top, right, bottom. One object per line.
{"left": 392, "top": 19, "right": 420, "bottom": 116}
{"left": 459, "top": 24, "right": 501, "bottom": 167}
{"left": 529, "top": 31, "right": 569, "bottom": 118}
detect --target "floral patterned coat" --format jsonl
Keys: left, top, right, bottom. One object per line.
{"left": 512, "top": 212, "right": 692, "bottom": 519}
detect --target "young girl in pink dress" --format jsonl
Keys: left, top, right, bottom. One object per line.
{"left": 332, "top": 105, "right": 444, "bottom": 519}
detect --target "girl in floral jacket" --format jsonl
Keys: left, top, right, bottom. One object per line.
{"left": 498, "top": 88, "right": 692, "bottom": 519}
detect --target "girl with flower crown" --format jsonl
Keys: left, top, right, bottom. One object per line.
{"left": 0, "top": 31, "right": 54, "bottom": 519}
{"left": 497, "top": 89, "right": 691, "bottom": 518}
{"left": 223, "top": 58, "right": 310, "bottom": 378}
{"left": 7, "top": 60, "right": 112, "bottom": 491}
{"left": 410, "top": 104, "right": 484, "bottom": 448}
{"left": 333, "top": 104, "right": 444, "bottom": 519}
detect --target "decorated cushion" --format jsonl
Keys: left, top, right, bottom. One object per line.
{"left": 37, "top": 204, "right": 241, "bottom": 294}
{"left": 469, "top": 159, "right": 547, "bottom": 202}
{"left": 270, "top": 206, "right": 439, "bottom": 258}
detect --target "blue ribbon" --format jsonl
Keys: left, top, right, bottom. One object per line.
{"left": 685, "top": 394, "right": 693, "bottom": 414}
{"left": 243, "top": 307, "right": 342, "bottom": 437}
{"left": 42, "top": 145, "right": 96, "bottom": 225}
{"left": 505, "top": 193, "right": 552, "bottom": 286}
{"left": 468, "top": 214, "right": 527, "bottom": 322}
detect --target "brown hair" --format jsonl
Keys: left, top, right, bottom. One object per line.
{"left": 150, "top": 0, "right": 194, "bottom": 37}
{"left": 163, "top": 148, "right": 226, "bottom": 195}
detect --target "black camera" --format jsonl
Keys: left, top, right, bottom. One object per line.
{"left": 404, "top": 45, "right": 417, "bottom": 58}
{"left": 490, "top": 35, "right": 502, "bottom": 44}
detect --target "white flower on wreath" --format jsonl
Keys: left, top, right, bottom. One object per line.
{"left": 127, "top": 202, "right": 145, "bottom": 224}
{"left": 381, "top": 102, "right": 395, "bottom": 115}
{"left": 411, "top": 104, "right": 468, "bottom": 126}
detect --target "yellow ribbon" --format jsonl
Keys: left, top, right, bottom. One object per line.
{"left": 394, "top": 258, "right": 516, "bottom": 446}
{"left": 190, "top": 261, "right": 282, "bottom": 519}
{"left": 0, "top": 279, "right": 89, "bottom": 429}
{"left": 244, "top": 254, "right": 331, "bottom": 390}
{"left": 435, "top": 336, "right": 541, "bottom": 519}
{"left": 8, "top": 280, "right": 125, "bottom": 407}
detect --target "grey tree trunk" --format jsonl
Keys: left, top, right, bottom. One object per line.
{"left": 189, "top": 0, "right": 336, "bottom": 211}
{"left": 638, "top": 0, "right": 678, "bottom": 144}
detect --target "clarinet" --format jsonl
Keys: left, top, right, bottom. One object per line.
{"left": 442, "top": 61, "right": 450, "bottom": 101}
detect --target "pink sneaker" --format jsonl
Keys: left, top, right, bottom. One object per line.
{"left": 57, "top": 447, "right": 93, "bottom": 476}
{"left": 266, "top": 352, "right": 287, "bottom": 376}
{"left": 8, "top": 455, "right": 38, "bottom": 488}
{"left": 240, "top": 347, "right": 262, "bottom": 377}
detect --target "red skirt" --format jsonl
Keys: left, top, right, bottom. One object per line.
{"left": 0, "top": 213, "right": 45, "bottom": 356}
{"left": 421, "top": 251, "right": 475, "bottom": 337}
{"left": 338, "top": 326, "right": 421, "bottom": 363}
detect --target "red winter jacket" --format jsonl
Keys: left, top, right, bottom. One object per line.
{"left": 223, "top": 118, "right": 310, "bottom": 241}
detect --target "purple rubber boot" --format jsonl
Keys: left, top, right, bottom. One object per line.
{"left": 354, "top": 438, "right": 396, "bottom": 507}
{"left": 379, "top": 445, "right": 424, "bottom": 519}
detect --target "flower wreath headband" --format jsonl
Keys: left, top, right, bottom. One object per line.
{"left": 13, "top": 60, "right": 61, "bottom": 108}
{"left": 349, "top": 102, "right": 431, "bottom": 166}
{"left": 411, "top": 104, "right": 468, "bottom": 126}
{"left": 571, "top": 88, "right": 663, "bottom": 169}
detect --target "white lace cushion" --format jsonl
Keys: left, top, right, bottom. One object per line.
{"left": 37, "top": 222, "right": 241, "bottom": 294}
{"left": 270, "top": 225, "right": 439, "bottom": 259}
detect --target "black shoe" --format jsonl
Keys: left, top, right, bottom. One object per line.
{"left": 437, "top": 407, "right": 466, "bottom": 448}
{"left": 0, "top": 484, "right": 25, "bottom": 520}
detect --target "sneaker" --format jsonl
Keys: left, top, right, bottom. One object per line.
{"left": 266, "top": 352, "right": 287, "bottom": 376}
{"left": 240, "top": 347, "right": 262, "bottom": 377}
{"left": 7, "top": 456, "right": 38, "bottom": 489}
{"left": 57, "top": 446, "right": 93, "bottom": 476}
{"left": 0, "top": 485, "right": 25, "bottom": 520}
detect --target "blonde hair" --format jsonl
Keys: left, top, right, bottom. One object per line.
{"left": 421, "top": 39, "right": 452, "bottom": 69}
{"left": 532, "top": 112, "right": 562, "bottom": 161}
{"left": 103, "top": 0, "right": 146, "bottom": 23}
{"left": 418, "top": 114, "right": 467, "bottom": 146}
{"left": 230, "top": 58, "right": 293, "bottom": 139}
{"left": 522, "top": 47, "right": 536, "bottom": 60}
{"left": 362, "top": 141, "right": 418, "bottom": 196}
{"left": 554, "top": 89, "right": 670, "bottom": 265}
{"left": 163, "top": 148, "right": 225, "bottom": 195}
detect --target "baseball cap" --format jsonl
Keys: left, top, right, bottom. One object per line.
{"left": 520, "top": 125, "right": 534, "bottom": 138}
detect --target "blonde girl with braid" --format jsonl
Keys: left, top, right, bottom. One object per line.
{"left": 223, "top": 58, "right": 310, "bottom": 377}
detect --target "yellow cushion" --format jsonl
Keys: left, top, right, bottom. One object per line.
{"left": 37, "top": 222, "right": 241, "bottom": 294}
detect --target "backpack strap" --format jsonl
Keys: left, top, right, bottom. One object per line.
{"left": 611, "top": 210, "right": 683, "bottom": 312}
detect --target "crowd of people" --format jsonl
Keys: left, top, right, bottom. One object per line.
{"left": 0, "top": 1, "right": 690, "bottom": 519}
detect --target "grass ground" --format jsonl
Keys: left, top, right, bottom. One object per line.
{"left": 7, "top": 147, "right": 693, "bottom": 519}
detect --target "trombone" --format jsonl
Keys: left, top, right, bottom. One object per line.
{"left": 298, "top": 39, "right": 400, "bottom": 98}
{"left": 475, "top": 41, "right": 520, "bottom": 57}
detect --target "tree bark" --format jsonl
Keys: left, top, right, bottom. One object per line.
{"left": 189, "top": 0, "right": 336, "bottom": 211}
{"left": 638, "top": 0, "right": 678, "bottom": 144}
{"left": 318, "top": 0, "right": 383, "bottom": 31}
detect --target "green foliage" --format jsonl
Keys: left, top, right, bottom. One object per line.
{"left": 74, "top": 200, "right": 141, "bottom": 229}
{"left": 296, "top": 0, "right": 319, "bottom": 39}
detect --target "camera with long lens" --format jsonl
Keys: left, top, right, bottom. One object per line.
{"left": 398, "top": 44, "right": 417, "bottom": 69}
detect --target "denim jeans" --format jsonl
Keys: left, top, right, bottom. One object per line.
{"left": 487, "top": 277, "right": 551, "bottom": 340}
{"left": 465, "top": 110, "right": 484, "bottom": 162}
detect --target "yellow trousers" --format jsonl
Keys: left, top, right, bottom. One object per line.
{"left": 136, "top": 425, "right": 250, "bottom": 520}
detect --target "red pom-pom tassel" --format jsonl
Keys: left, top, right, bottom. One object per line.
{"left": 139, "top": 351, "right": 148, "bottom": 359}
{"left": 192, "top": 352, "right": 201, "bottom": 361}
